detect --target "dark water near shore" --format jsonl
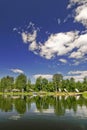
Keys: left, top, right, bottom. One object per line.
{"left": 0, "top": 95, "right": 87, "bottom": 130}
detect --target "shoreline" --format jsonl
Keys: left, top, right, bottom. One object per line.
{"left": 0, "top": 91, "right": 83, "bottom": 96}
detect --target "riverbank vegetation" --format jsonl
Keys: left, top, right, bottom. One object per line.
{"left": 0, "top": 73, "right": 87, "bottom": 94}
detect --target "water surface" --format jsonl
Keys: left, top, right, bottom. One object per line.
{"left": 0, "top": 95, "right": 87, "bottom": 130}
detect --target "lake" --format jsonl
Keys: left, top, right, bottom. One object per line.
{"left": 0, "top": 94, "right": 87, "bottom": 130}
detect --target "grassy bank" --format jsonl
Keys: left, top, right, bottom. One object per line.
{"left": 0, "top": 91, "right": 82, "bottom": 96}
{"left": 82, "top": 91, "right": 87, "bottom": 98}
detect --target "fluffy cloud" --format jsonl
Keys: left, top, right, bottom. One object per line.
{"left": 21, "top": 26, "right": 87, "bottom": 63}
{"left": 59, "top": 59, "right": 67, "bottom": 63}
{"left": 75, "top": 5, "right": 87, "bottom": 27}
{"left": 64, "top": 75, "right": 84, "bottom": 82}
{"left": 21, "top": 30, "right": 37, "bottom": 44}
{"left": 64, "top": 70, "right": 87, "bottom": 82}
{"left": 10, "top": 69, "right": 24, "bottom": 74}
{"left": 39, "top": 31, "right": 78, "bottom": 59}
{"left": 68, "top": 0, "right": 87, "bottom": 27}
{"left": 68, "top": 70, "right": 87, "bottom": 75}
{"left": 21, "top": 32, "right": 28, "bottom": 43}
{"left": 19, "top": 0, "right": 87, "bottom": 64}
{"left": 69, "top": 33, "right": 87, "bottom": 59}
{"left": 67, "top": 0, "right": 87, "bottom": 8}
{"left": 20, "top": 23, "right": 80, "bottom": 60}
{"left": 33, "top": 74, "right": 53, "bottom": 80}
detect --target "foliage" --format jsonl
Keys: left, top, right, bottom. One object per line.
{"left": 0, "top": 73, "right": 87, "bottom": 92}
{"left": 52, "top": 74, "right": 63, "bottom": 92}
{"left": 15, "top": 74, "right": 27, "bottom": 91}
{"left": 0, "top": 76, "right": 14, "bottom": 92}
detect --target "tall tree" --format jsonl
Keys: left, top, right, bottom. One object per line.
{"left": 15, "top": 74, "right": 27, "bottom": 91}
{"left": 0, "top": 76, "right": 14, "bottom": 92}
{"left": 26, "top": 78, "right": 32, "bottom": 91}
{"left": 82, "top": 77, "right": 87, "bottom": 91}
{"left": 41, "top": 78, "right": 48, "bottom": 91}
{"left": 52, "top": 74, "right": 63, "bottom": 92}
{"left": 35, "top": 76, "right": 42, "bottom": 91}
{"left": 69, "top": 77, "right": 76, "bottom": 92}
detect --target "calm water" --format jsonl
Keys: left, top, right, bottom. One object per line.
{"left": 0, "top": 94, "right": 87, "bottom": 130}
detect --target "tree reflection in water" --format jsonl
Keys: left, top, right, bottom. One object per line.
{"left": 0, "top": 95, "right": 87, "bottom": 116}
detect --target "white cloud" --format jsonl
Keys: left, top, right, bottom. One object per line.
{"left": 29, "top": 41, "right": 38, "bottom": 51}
{"left": 68, "top": 0, "right": 87, "bottom": 27}
{"left": 70, "top": 51, "right": 83, "bottom": 59}
{"left": 59, "top": 59, "right": 67, "bottom": 63}
{"left": 21, "top": 32, "right": 28, "bottom": 43}
{"left": 33, "top": 74, "right": 53, "bottom": 80}
{"left": 21, "top": 30, "right": 37, "bottom": 44}
{"left": 68, "top": 70, "right": 87, "bottom": 76}
{"left": 75, "top": 5, "right": 87, "bottom": 27}
{"left": 64, "top": 70, "right": 87, "bottom": 82}
{"left": 69, "top": 33, "right": 87, "bottom": 59}
{"left": 20, "top": 25, "right": 80, "bottom": 60}
{"left": 64, "top": 75, "right": 83, "bottom": 82}
{"left": 20, "top": 26, "right": 87, "bottom": 63}
{"left": 10, "top": 69, "right": 24, "bottom": 74}
{"left": 17, "top": 4, "right": 87, "bottom": 64}
{"left": 67, "top": 0, "right": 87, "bottom": 9}
{"left": 39, "top": 31, "right": 78, "bottom": 59}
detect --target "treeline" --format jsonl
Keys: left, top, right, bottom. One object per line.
{"left": 0, "top": 73, "right": 87, "bottom": 92}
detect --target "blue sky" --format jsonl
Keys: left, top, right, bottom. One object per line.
{"left": 0, "top": 0, "right": 87, "bottom": 82}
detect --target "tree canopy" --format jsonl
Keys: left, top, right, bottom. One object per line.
{"left": 0, "top": 73, "right": 87, "bottom": 92}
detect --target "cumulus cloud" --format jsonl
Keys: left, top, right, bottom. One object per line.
{"left": 67, "top": 0, "right": 87, "bottom": 8}
{"left": 75, "top": 5, "right": 87, "bottom": 27}
{"left": 64, "top": 75, "right": 84, "bottom": 82}
{"left": 20, "top": 22, "right": 39, "bottom": 52}
{"left": 69, "top": 33, "right": 87, "bottom": 59}
{"left": 20, "top": 24, "right": 87, "bottom": 63}
{"left": 16, "top": 0, "right": 87, "bottom": 64}
{"left": 10, "top": 69, "right": 24, "bottom": 74}
{"left": 68, "top": 0, "right": 87, "bottom": 27}
{"left": 59, "top": 59, "right": 67, "bottom": 63}
{"left": 33, "top": 74, "right": 53, "bottom": 80}
{"left": 21, "top": 30, "right": 37, "bottom": 43}
{"left": 21, "top": 32, "right": 28, "bottom": 43}
{"left": 39, "top": 31, "right": 78, "bottom": 59}
{"left": 64, "top": 70, "right": 87, "bottom": 82}
{"left": 68, "top": 71, "right": 85, "bottom": 75}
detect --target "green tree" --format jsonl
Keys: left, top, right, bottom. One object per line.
{"left": 69, "top": 77, "right": 76, "bottom": 92}
{"left": 76, "top": 81, "right": 82, "bottom": 92}
{"left": 82, "top": 77, "right": 87, "bottom": 91}
{"left": 35, "top": 76, "right": 42, "bottom": 91}
{"left": 15, "top": 74, "right": 27, "bottom": 91}
{"left": 26, "top": 78, "right": 32, "bottom": 91}
{"left": 47, "top": 81, "right": 54, "bottom": 92}
{"left": 41, "top": 78, "right": 48, "bottom": 91}
{"left": 0, "top": 76, "right": 14, "bottom": 92}
{"left": 61, "top": 79, "right": 67, "bottom": 91}
{"left": 52, "top": 74, "right": 63, "bottom": 92}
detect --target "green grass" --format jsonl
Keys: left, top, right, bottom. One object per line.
{"left": 0, "top": 91, "right": 82, "bottom": 96}
{"left": 82, "top": 91, "right": 87, "bottom": 98}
